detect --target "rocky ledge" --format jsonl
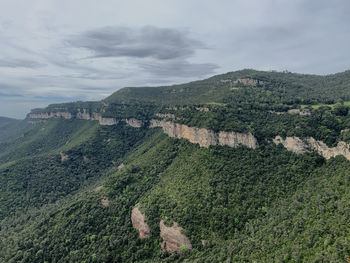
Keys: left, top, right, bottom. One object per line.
{"left": 150, "top": 120, "right": 257, "bottom": 149}
{"left": 273, "top": 136, "right": 350, "bottom": 160}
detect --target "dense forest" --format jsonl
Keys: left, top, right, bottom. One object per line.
{"left": 1, "top": 69, "right": 350, "bottom": 262}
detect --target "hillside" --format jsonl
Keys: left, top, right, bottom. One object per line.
{"left": 1, "top": 69, "right": 350, "bottom": 262}
{"left": 0, "top": 116, "right": 27, "bottom": 143}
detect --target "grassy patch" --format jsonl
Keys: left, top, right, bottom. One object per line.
{"left": 301, "top": 101, "right": 350, "bottom": 109}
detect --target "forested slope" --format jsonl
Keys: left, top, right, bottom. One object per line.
{"left": 1, "top": 69, "right": 350, "bottom": 262}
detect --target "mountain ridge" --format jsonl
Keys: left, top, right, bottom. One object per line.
{"left": 1, "top": 68, "right": 350, "bottom": 262}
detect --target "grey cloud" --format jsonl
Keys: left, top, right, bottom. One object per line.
{"left": 139, "top": 59, "right": 218, "bottom": 78}
{"left": 0, "top": 58, "right": 44, "bottom": 68}
{"left": 67, "top": 26, "right": 205, "bottom": 60}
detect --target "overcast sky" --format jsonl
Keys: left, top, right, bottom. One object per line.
{"left": 0, "top": 0, "right": 349, "bottom": 119}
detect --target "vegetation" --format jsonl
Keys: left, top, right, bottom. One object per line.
{"left": 1, "top": 69, "right": 350, "bottom": 262}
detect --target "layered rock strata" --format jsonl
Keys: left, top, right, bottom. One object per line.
{"left": 29, "top": 110, "right": 118, "bottom": 126}
{"left": 29, "top": 111, "right": 258, "bottom": 149}
{"left": 29, "top": 112, "right": 72, "bottom": 119}
{"left": 150, "top": 120, "right": 257, "bottom": 149}
{"left": 273, "top": 136, "right": 350, "bottom": 160}
{"left": 124, "top": 118, "right": 143, "bottom": 128}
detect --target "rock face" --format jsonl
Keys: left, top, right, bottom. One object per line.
{"left": 76, "top": 109, "right": 91, "bottom": 120}
{"left": 273, "top": 136, "right": 308, "bottom": 154}
{"left": 125, "top": 118, "right": 144, "bottom": 128}
{"left": 159, "top": 220, "right": 192, "bottom": 254}
{"left": 287, "top": 109, "right": 311, "bottom": 116}
{"left": 29, "top": 111, "right": 258, "bottom": 149}
{"left": 131, "top": 205, "right": 151, "bottom": 239}
{"left": 150, "top": 120, "right": 257, "bottom": 149}
{"left": 307, "top": 137, "right": 350, "bottom": 160}
{"left": 233, "top": 78, "right": 264, "bottom": 86}
{"left": 29, "top": 112, "right": 72, "bottom": 119}
{"left": 100, "top": 197, "right": 109, "bottom": 207}
{"left": 60, "top": 152, "right": 69, "bottom": 161}
{"left": 273, "top": 136, "right": 350, "bottom": 160}
{"left": 29, "top": 109, "right": 118, "bottom": 126}
{"left": 88, "top": 112, "right": 118, "bottom": 125}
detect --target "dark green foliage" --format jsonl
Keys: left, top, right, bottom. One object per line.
{"left": 2, "top": 69, "right": 350, "bottom": 262}
{"left": 0, "top": 122, "right": 148, "bottom": 221}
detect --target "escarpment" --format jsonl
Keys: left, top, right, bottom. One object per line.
{"left": 150, "top": 120, "right": 257, "bottom": 149}
{"left": 29, "top": 112, "right": 72, "bottom": 119}
{"left": 28, "top": 109, "right": 258, "bottom": 149}
{"left": 274, "top": 136, "right": 350, "bottom": 160}
{"left": 131, "top": 205, "right": 151, "bottom": 239}
{"left": 159, "top": 220, "right": 192, "bottom": 254}
{"left": 29, "top": 109, "right": 118, "bottom": 126}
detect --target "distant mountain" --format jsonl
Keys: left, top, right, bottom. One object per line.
{"left": 1, "top": 69, "right": 350, "bottom": 262}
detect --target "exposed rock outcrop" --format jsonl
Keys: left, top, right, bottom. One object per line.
{"left": 60, "top": 152, "right": 69, "bottom": 161}
{"left": 273, "top": 136, "right": 350, "bottom": 160}
{"left": 29, "top": 112, "right": 72, "bottom": 119}
{"left": 131, "top": 205, "right": 151, "bottom": 239}
{"left": 89, "top": 112, "right": 118, "bottom": 125}
{"left": 269, "top": 109, "right": 311, "bottom": 116}
{"left": 160, "top": 220, "right": 192, "bottom": 254}
{"left": 101, "top": 197, "right": 109, "bottom": 207}
{"left": 117, "top": 163, "right": 125, "bottom": 170}
{"left": 195, "top": 107, "right": 209, "bottom": 112}
{"left": 273, "top": 136, "right": 308, "bottom": 154}
{"left": 125, "top": 118, "right": 144, "bottom": 128}
{"left": 29, "top": 109, "right": 118, "bottom": 126}
{"left": 150, "top": 120, "right": 257, "bottom": 149}
{"left": 287, "top": 109, "right": 311, "bottom": 116}
{"left": 307, "top": 137, "right": 350, "bottom": 160}
{"left": 233, "top": 78, "right": 264, "bottom": 86}
{"left": 29, "top": 111, "right": 258, "bottom": 149}
{"left": 76, "top": 109, "right": 91, "bottom": 120}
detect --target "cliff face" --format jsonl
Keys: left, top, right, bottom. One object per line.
{"left": 131, "top": 205, "right": 151, "bottom": 239}
{"left": 77, "top": 109, "right": 118, "bottom": 125}
{"left": 28, "top": 111, "right": 258, "bottom": 149}
{"left": 29, "top": 112, "right": 72, "bottom": 119}
{"left": 29, "top": 109, "right": 118, "bottom": 126}
{"left": 150, "top": 120, "right": 257, "bottom": 149}
{"left": 273, "top": 136, "right": 308, "bottom": 154}
{"left": 124, "top": 118, "right": 143, "bottom": 128}
{"left": 159, "top": 220, "right": 192, "bottom": 254}
{"left": 273, "top": 136, "right": 350, "bottom": 160}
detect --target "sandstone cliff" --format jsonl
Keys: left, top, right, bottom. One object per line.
{"left": 273, "top": 136, "right": 350, "bottom": 160}
{"left": 233, "top": 78, "right": 264, "bottom": 86}
{"left": 29, "top": 111, "right": 258, "bottom": 149}
{"left": 150, "top": 120, "right": 257, "bottom": 149}
{"left": 159, "top": 220, "right": 192, "bottom": 254}
{"left": 29, "top": 109, "right": 118, "bottom": 125}
{"left": 77, "top": 110, "right": 118, "bottom": 125}
{"left": 131, "top": 205, "right": 151, "bottom": 239}
{"left": 29, "top": 112, "right": 72, "bottom": 119}
{"left": 273, "top": 136, "right": 308, "bottom": 154}
{"left": 124, "top": 118, "right": 144, "bottom": 128}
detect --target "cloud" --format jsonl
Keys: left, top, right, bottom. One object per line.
{"left": 67, "top": 25, "right": 205, "bottom": 60}
{"left": 65, "top": 25, "right": 219, "bottom": 80}
{"left": 139, "top": 59, "right": 218, "bottom": 78}
{"left": 0, "top": 58, "right": 44, "bottom": 68}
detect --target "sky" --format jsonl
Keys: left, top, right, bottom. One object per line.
{"left": 0, "top": 0, "right": 349, "bottom": 119}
